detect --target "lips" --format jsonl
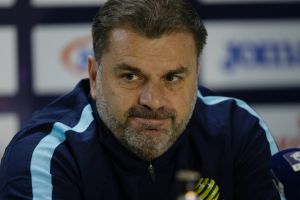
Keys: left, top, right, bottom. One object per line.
{"left": 129, "top": 117, "right": 170, "bottom": 130}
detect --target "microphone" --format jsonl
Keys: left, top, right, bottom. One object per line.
{"left": 271, "top": 148, "right": 300, "bottom": 200}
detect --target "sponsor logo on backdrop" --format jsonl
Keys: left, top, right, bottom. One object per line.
{"left": 224, "top": 40, "right": 300, "bottom": 71}
{"left": 61, "top": 35, "right": 92, "bottom": 76}
{"left": 33, "top": 25, "right": 91, "bottom": 94}
{"left": 202, "top": 21, "right": 300, "bottom": 89}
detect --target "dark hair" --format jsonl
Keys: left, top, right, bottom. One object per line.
{"left": 92, "top": 0, "right": 207, "bottom": 62}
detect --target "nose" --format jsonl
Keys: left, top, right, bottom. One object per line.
{"left": 139, "top": 82, "right": 165, "bottom": 110}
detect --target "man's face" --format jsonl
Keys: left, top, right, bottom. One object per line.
{"left": 89, "top": 28, "right": 198, "bottom": 161}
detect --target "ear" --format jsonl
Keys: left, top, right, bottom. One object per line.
{"left": 88, "top": 55, "right": 97, "bottom": 100}
{"left": 197, "top": 64, "right": 201, "bottom": 83}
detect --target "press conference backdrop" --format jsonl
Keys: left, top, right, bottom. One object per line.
{"left": 0, "top": 0, "right": 300, "bottom": 159}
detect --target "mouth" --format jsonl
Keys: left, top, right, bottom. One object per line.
{"left": 129, "top": 117, "right": 170, "bottom": 130}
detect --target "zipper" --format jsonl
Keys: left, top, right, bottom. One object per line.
{"left": 147, "top": 164, "right": 156, "bottom": 183}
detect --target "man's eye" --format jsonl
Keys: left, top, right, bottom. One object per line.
{"left": 118, "top": 73, "right": 143, "bottom": 89}
{"left": 123, "top": 73, "right": 138, "bottom": 81}
{"left": 165, "top": 74, "right": 180, "bottom": 82}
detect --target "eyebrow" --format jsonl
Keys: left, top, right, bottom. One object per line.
{"left": 165, "top": 66, "right": 189, "bottom": 75}
{"left": 113, "top": 62, "right": 190, "bottom": 75}
{"left": 113, "top": 63, "right": 142, "bottom": 74}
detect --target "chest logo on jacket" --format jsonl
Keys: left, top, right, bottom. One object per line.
{"left": 194, "top": 178, "right": 220, "bottom": 200}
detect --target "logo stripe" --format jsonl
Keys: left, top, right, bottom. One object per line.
{"left": 196, "top": 178, "right": 208, "bottom": 194}
{"left": 197, "top": 90, "right": 279, "bottom": 156}
{"left": 195, "top": 178, "right": 220, "bottom": 200}
{"left": 207, "top": 184, "right": 219, "bottom": 200}
{"left": 199, "top": 179, "right": 212, "bottom": 199}
{"left": 30, "top": 104, "right": 94, "bottom": 200}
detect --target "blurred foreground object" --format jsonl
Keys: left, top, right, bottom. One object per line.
{"left": 272, "top": 148, "right": 300, "bottom": 200}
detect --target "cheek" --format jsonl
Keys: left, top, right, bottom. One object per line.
{"left": 169, "top": 82, "right": 197, "bottom": 119}
{"left": 101, "top": 78, "right": 138, "bottom": 118}
{"left": 176, "top": 92, "right": 196, "bottom": 113}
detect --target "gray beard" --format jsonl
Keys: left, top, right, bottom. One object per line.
{"left": 95, "top": 75, "right": 197, "bottom": 161}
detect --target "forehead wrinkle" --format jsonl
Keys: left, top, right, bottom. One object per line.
{"left": 102, "top": 28, "right": 198, "bottom": 75}
{"left": 113, "top": 63, "right": 142, "bottom": 73}
{"left": 113, "top": 61, "right": 191, "bottom": 78}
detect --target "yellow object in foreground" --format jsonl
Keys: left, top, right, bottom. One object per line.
{"left": 194, "top": 178, "right": 220, "bottom": 200}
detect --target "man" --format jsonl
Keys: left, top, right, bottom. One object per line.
{"left": 0, "top": 0, "right": 281, "bottom": 199}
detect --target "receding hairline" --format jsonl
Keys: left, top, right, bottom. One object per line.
{"left": 97, "top": 24, "right": 198, "bottom": 61}
{"left": 91, "top": 0, "right": 207, "bottom": 65}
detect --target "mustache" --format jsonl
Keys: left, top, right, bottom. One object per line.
{"left": 127, "top": 105, "right": 176, "bottom": 120}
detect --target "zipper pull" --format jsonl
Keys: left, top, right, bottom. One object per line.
{"left": 148, "top": 164, "right": 156, "bottom": 183}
